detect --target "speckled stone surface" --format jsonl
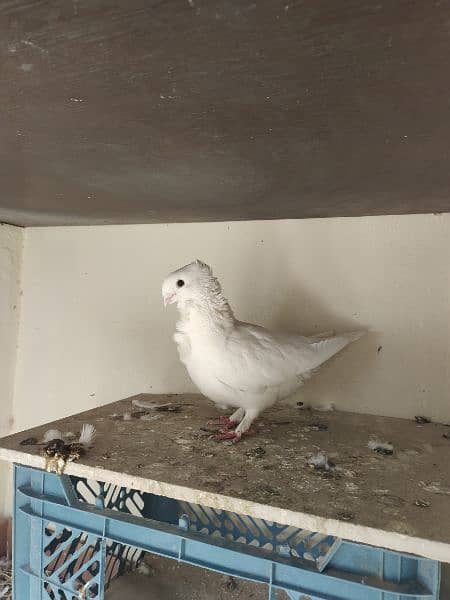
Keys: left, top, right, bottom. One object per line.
{"left": 1, "top": 394, "right": 449, "bottom": 562}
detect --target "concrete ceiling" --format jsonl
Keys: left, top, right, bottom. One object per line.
{"left": 2, "top": 0, "right": 450, "bottom": 226}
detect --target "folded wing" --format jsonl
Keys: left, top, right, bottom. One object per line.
{"left": 209, "top": 323, "right": 364, "bottom": 393}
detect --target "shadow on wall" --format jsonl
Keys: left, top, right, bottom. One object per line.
{"left": 273, "top": 281, "right": 376, "bottom": 409}
{"left": 225, "top": 226, "right": 377, "bottom": 411}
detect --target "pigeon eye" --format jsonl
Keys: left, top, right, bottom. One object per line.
{"left": 177, "top": 279, "right": 185, "bottom": 288}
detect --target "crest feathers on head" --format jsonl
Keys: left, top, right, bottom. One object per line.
{"left": 194, "top": 259, "right": 212, "bottom": 274}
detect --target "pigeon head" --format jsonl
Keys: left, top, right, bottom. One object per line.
{"left": 162, "top": 260, "right": 213, "bottom": 307}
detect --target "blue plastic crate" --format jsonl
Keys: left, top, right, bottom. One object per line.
{"left": 13, "top": 464, "right": 440, "bottom": 599}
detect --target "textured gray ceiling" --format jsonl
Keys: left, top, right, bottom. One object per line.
{"left": 1, "top": 0, "right": 450, "bottom": 226}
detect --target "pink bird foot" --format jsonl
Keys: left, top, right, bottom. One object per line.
{"left": 214, "top": 429, "right": 242, "bottom": 443}
{"left": 214, "top": 426, "right": 256, "bottom": 443}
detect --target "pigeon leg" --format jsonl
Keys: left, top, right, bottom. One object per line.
{"left": 234, "top": 408, "right": 260, "bottom": 437}
{"left": 229, "top": 407, "right": 245, "bottom": 424}
{"left": 208, "top": 407, "right": 244, "bottom": 428}
{"left": 216, "top": 409, "right": 260, "bottom": 443}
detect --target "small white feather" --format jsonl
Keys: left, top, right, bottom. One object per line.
{"left": 315, "top": 402, "right": 335, "bottom": 412}
{"left": 78, "top": 423, "right": 96, "bottom": 446}
{"left": 42, "top": 429, "right": 62, "bottom": 443}
{"left": 308, "top": 452, "right": 334, "bottom": 471}
{"left": 132, "top": 398, "right": 173, "bottom": 410}
{"left": 140, "top": 414, "right": 162, "bottom": 421}
{"left": 136, "top": 562, "right": 152, "bottom": 576}
{"left": 368, "top": 439, "right": 393, "bottom": 454}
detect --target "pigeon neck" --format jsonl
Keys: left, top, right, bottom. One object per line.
{"left": 191, "top": 297, "right": 235, "bottom": 327}
{"left": 179, "top": 278, "right": 235, "bottom": 328}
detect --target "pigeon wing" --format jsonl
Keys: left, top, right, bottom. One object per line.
{"left": 206, "top": 323, "right": 316, "bottom": 393}
{"left": 207, "top": 324, "right": 363, "bottom": 394}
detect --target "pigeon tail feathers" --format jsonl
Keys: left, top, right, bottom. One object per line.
{"left": 309, "top": 330, "right": 366, "bottom": 367}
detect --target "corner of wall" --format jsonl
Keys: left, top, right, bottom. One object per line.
{"left": 0, "top": 223, "right": 25, "bottom": 516}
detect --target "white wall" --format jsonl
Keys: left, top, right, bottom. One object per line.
{"left": 12, "top": 214, "right": 450, "bottom": 432}
{"left": 0, "top": 224, "right": 23, "bottom": 515}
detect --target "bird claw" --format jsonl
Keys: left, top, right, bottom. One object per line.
{"left": 214, "top": 429, "right": 242, "bottom": 443}
{"left": 213, "top": 426, "right": 256, "bottom": 443}
{"left": 207, "top": 416, "right": 236, "bottom": 428}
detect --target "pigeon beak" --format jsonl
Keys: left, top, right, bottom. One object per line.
{"left": 163, "top": 292, "right": 176, "bottom": 307}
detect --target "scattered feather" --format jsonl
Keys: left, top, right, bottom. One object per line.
{"left": 155, "top": 404, "right": 183, "bottom": 412}
{"left": 139, "top": 414, "right": 162, "bottom": 421}
{"left": 130, "top": 410, "right": 147, "bottom": 418}
{"left": 63, "top": 431, "right": 77, "bottom": 441}
{"left": 308, "top": 452, "right": 334, "bottom": 471}
{"left": 309, "top": 421, "right": 328, "bottom": 431}
{"left": 315, "top": 402, "right": 335, "bottom": 412}
{"left": 337, "top": 511, "right": 354, "bottom": 521}
{"left": 415, "top": 499, "right": 431, "bottom": 508}
{"left": 136, "top": 562, "right": 153, "bottom": 576}
{"left": 132, "top": 398, "right": 174, "bottom": 411}
{"left": 418, "top": 481, "right": 450, "bottom": 495}
{"left": 415, "top": 415, "right": 431, "bottom": 425}
{"left": 109, "top": 413, "right": 120, "bottom": 420}
{"left": 42, "top": 429, "right": 63, "bottom": 443}
{"left": 368, "top": 439, "right": 394, "bottom": 455}
{"left": 122, "top": 412, "right": 133, "bottom": 421}
{"left": 78, "top": 424, "right": 96, "bottom": 446}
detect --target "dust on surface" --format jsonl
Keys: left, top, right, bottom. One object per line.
{"left": 1, "top": 393, "right": 450, "bottom": 545}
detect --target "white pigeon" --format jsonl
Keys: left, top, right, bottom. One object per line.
{"left": 162, "top": 260, "right": 365, "bottom": 442}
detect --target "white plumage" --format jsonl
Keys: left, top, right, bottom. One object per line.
{"left": 78, "top": 423, "right": 96, "bottom": 446}
{"left": 162, "top": 260, "right": 364, "bottom": 441}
